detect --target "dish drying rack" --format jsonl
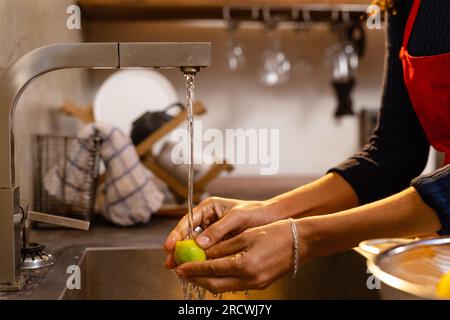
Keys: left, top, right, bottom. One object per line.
{"left": 60, "top": 101, "right": 234, "bottom": 210}
{"left": 33, "top": 134, "right": 102, "bottom": 221}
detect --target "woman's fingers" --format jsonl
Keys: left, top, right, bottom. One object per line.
{"left": 205, "top": 234, "right": 248, "bottom": 258}
{"left": 165, "top": 231, "right": 244, "bottom": 270}
{"left": 196, "top": 210, "right": 245, "bottom": 249}
{"left": 164, "top": 202, "right": 217, "bottom": 252}
{"left": 165, "top": 253, "right": 176, "bottom": 269}
{"left": 185, "top": 276, "right": 248, "bottom": 294}
{"left": 176, "top": 251, "right": 247, "bottom": 278}
{"left": 163, "top": 217, "right": 189, "bottom": 252}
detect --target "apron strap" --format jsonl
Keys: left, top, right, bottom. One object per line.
{"left": 402, "top": 0, "right": 422, "bottom": 49}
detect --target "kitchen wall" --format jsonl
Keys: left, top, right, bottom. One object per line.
{"left": 87, "top": 20, "right": 390, "bottom": 176}
{"left": 0, "top": 0, "right": 89, "bottom": 200}
{"left": 1, "top": 3, "right": 434, "bottom": 198}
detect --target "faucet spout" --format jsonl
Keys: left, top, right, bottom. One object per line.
{"left": 118, "top": 42, "right": 210, "bottom": 69}
{"left": 180, "top": 66, "right": 201, "bottom": 74}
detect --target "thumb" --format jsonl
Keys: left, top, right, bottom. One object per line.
{"left": 195, "top": 211, "right": 242, "bottom": 249}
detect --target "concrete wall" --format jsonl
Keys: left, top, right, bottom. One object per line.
{"left": 0, "top": 0, "right": 89, "bottom": 200}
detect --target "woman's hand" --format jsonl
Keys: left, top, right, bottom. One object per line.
{"left": 174, "top": 219, "right": 308, "bottom": 294}
{"left": 164, "top": 197, "right": 278, "bottom": 269}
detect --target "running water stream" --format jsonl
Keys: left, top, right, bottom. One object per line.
{"left": 180, "top": 72, "right": 206, "bottom": 300}
{"left": 180, "top": 73, "right": 247, "bottom": 301}
{"left": 185, "top": 73, "right": 195, "bottom": 241}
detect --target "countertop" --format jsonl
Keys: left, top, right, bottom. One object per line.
{"left": 1, "top": 176, "right": 314, "bottom": 300}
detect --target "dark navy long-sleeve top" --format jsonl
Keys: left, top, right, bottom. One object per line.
{"left": 329, "top": 0, "right": 450, "bottom": 234}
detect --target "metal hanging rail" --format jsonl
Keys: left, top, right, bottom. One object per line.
{"left": 79, "top": 3, "right": 377, "bottom": 23}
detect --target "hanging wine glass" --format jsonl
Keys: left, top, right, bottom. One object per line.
{"left": 324, "top": 10, "right": 359, "bottom": 82}
{"left": 224, "top": 7, "right": 246, "bottom": 72}
{"left": 324, "top": 11, "right": 361, "bottom": 117}
{"left": 260, "top": 8, "right": 291, "bottom": 86}
{"left": 226, "top": 22, "right": 246, "bottom": 71}
{"left": 325, "top": 39, "right": 359, "bottom": 82}
{"left": 292, "top": 8, "right": 314, "bottom": 76}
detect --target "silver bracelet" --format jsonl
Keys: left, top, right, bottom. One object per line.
{"left": 289, "top": 218, "right": 299, "bottom": 277}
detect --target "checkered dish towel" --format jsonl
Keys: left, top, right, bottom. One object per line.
{"left": 44, "top": 122, "right": 164, "bottom": 226}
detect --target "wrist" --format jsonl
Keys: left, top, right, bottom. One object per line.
{"left": 295, "top": 217, "right": 319, "bottom": 264}
{"left": 263, "top": 193, "right": 312, "bottom": 220}
{"left": 263, "top": 197, "right": 296, "bottom": 220}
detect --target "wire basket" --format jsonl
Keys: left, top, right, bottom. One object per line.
{"left": 33, "top": 134, "right": 102, "bottom": 221}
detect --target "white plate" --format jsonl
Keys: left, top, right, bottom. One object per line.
{"left": 93, "top": 69, "right": 179, "bottom": 136}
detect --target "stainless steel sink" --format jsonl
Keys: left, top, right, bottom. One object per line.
{"left": 31, "top": 246, "right": 379, "bottom": 300}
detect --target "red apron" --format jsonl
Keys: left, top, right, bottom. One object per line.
{"left": 400, "top": 0, "right": 450, "bottom": 165}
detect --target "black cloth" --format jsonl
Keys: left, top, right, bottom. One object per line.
{"left": 328, "top": 0, "right": 450, "bottom": 233}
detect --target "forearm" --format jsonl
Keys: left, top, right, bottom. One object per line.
{"left": 264, "top": 173, "right": 359, "bottom": 220}
{"left": 299, "top": 187, "right": 442, "bottom": 261}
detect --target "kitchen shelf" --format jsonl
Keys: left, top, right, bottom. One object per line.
{"left": 78, "top": 0, "right": 371, "bottom": 21}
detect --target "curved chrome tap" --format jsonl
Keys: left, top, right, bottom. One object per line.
{"left": 0, "top": 42, "right": 210, "bottom": 289}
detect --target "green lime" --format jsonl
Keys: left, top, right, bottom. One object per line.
{"left": 174, "top": 239, "right": 206, "bottom": 266}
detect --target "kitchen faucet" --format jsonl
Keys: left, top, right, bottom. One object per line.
{"left": 0, "top": 42, "right": 211, "bottom": 290}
